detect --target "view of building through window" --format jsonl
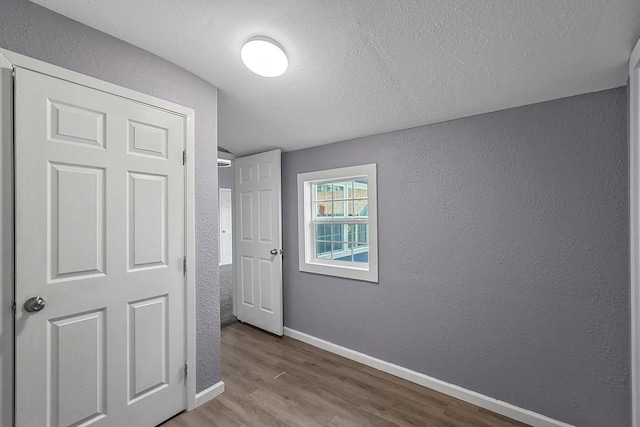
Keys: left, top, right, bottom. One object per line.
{"left": 312, "top": 179, "right": 369, "bottom": 263}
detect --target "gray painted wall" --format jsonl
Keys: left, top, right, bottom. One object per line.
{"left": 282, "top": 88, "right": 629, "bottom": 426}
{"left": 0, "top": 0, "right": 221, "bottom": 392}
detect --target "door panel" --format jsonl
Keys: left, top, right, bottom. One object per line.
{"left": 128, "top": 296, "right": 168, "bottom": 402}
{"left": 15, "top": 68, "right": 186, "bottom": 427}
{"left": 241, "top": 256, "right": 254, "bottom": 306}
{"left": 128, "top": 120, "right": 168, "bottom": 159}
{"left": 259, "top": 259, "right": 273, "bottom": 312}
{"left": 259, "top": 189, "right": 273, "bottom": 242}
{"left": 51, "top": 309, "right": 106, "bottom": 427}
{"left": 128, "top": 172, "right": 168, "bottom": 270}
{"left": 49, "top": 163, "right": 106, "bottom": 281}
{"left": 48, "top": 100, "right": 106, "bottom": 148}
{"left": 240, "top": 191, "right": 253, "bottom": 240}
{"left": 234, "top": 149, "right": 282, "bottom": 335}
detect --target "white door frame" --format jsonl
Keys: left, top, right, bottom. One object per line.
{"left": 631, "top": 37, "right": 640, "bottom": 427}
{"left": 0, "top": 48, "right": 198, "bottom": 427}
{"left": 0, "top": 52, "right": 13, "bottom": 427}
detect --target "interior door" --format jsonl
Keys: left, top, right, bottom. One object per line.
{"left": 14, "top": 68, "right": 186, "bottom": 426}
{"left": 219, "top": 188, "right": 233, "bottom": 265}
{"left": 234, "top": 149, "right": 283, "bottom": 335}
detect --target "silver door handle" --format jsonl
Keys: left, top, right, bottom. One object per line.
{"left": 24, "top": 296, "right": 46, "bottom": 313}
{"left": 270, "top": 249, "right": 278, "bottom": 255}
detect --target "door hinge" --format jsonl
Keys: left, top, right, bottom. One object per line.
{"left": 183, "top": 256, "right": 187, "bottom": 276}
{"left": 183, "top": 149, "right": 186, "bottom": 165}
{"left": 184, "top": 363, "right": 189, "bottom": 378}
{"left": 11, "top": 301, "right": 16, "bottom": 313}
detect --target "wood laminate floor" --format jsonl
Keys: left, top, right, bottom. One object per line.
{"left": 161, "top": 323, "right": 529, "bottom": 427}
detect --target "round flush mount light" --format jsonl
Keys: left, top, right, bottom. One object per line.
{"left": 241, "top": 36, "right": 288, "bottom": 77}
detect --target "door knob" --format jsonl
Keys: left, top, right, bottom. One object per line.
{"left": 270, "top": 249, "right": 278, "bottom": 255}
{"left": 23, "top": 296, "right": 46, "bottom": 313}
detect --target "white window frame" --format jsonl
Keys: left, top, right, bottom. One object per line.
{"left": 297, "top": 164, "right": 378, "bottom": 282}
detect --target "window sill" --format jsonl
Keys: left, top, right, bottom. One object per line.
{"left": 300, "top": 260, "right": 378, "bottom": 283}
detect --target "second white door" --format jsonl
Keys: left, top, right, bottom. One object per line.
{"left": 234, "top": 149, "right": 283, "bottom": 335}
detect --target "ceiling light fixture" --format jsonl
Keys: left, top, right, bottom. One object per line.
{"left": 217, "top": 158, "right": 232, "bottom": 168}
{"left": 241, "top": 36, "right": 288, "bottom": 77}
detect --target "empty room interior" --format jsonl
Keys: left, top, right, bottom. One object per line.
{"left": 2, "top": 0, "right": 640, "bottom": 426}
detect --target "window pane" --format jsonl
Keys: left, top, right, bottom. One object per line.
{"left": 352, "top": 224, "right": 369, "bottom": 243}
{"left": 353, "top": 243, "right": 369, "bottom": 263}
{"left": 333, "top": 181, "right": 352, "bottom": 200}
{"left": 354, "top": 200, "right": 368, "bottom": 217}
{"left": 345, "top": 224, "right": 368, "bottom": 242}
{"left": 332, "top": 241, "right": 345, "bottom": 252}
{"left": 332, "top": 242, "right": 352, "bottom": 261}
{"left": 345, "top": 201, "right": 354, "bottom": 217}
{"left": 331, "top": 224, "right": 344, "bottom": 242}
{"left": 315, "top": 183, "right": 332, "bottom": 201}
{"left": 315, "top": 241, "right": 332, "bottom": 258}
{"left": 315, "top": 224, "right": 331, "bottom": 240}
{"left": 333, "top": 201, "right": 346, "bottom": 218}
{"left": 354, "top": 179, "right": 368, "bottom": 199}
{"left": 315, "top": 201, "right": 331, "bottom": 218}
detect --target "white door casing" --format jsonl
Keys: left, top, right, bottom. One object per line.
{"left": 219, "top": 188, "right": 233, "bottom": 266}
{"left": 234, "top": 149, "right": 283, "bottom": 336}
{"left": 14, "top": 67, "right": 187, "bottom": 426}
{"left": 0, "top": 58, "right": 13, "bottom": 427}
{"left": 631, "top": 37, "right": 640, "bottom": 427}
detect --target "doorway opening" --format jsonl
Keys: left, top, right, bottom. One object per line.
{"left": 217, "top": 148, "right": 283, "bottom": 335}
{"left": 218, "top": 151, "right": 236, "bottom": 328}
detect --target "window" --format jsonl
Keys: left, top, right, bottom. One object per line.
{"left": 297, "top": 164, "right": 378, "bottom": 282}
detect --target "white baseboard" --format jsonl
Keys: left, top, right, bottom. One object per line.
{"left": 283, "top": 327, "right": 573, "bottom": 427}
{"left": 194, "top": 381, "right": 225, "bottom": 407}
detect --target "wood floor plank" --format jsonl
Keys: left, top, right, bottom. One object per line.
{"left": 161, "top": 323, "right": 530, "bottom": 427}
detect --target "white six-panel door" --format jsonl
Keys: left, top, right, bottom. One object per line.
{"left": 234, "top": 150, "right": 283, "bottom": 336}
{"left": 14, "top": 68, "right": 186, "bottom": 426}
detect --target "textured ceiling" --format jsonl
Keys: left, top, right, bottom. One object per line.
{"left": 32, "top": 0, "right": 640, "bottom": 155}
